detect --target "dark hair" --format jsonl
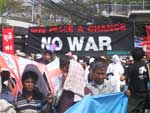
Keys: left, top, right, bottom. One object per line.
{"left": 131, "top": 47, "right": 145, "bottom": 61}
{"left": 44, "top": 50, "right": 55, "bottom": 63}
{"left": 89, "top": 62, "right": 95, "bottom": 69}
{"left": 22, "top": 71, "right": 38, "bottom": 83}
{"left": 44, "top": 50, "right": 53, "bottom": 56}
{"left": 92, "top": 62, "right": 107, "bottom": 73}
{"left": 1, "top": 71, "right": 10, "bottom": 82}
{"left": 59, "top": 55, "right": 70, "bottom": 69}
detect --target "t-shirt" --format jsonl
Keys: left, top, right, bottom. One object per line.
{"left": 125, "top": 61, "right": 149, "bottom": 96}
{"left": 15, "top": 91, "right": 47, "bottom": 113}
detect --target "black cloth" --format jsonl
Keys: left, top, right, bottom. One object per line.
{"left": 125, "top": 61, "right": 149, "bottom": 97}
{"left": 57, "top": 90, "right": 74, "bottom": 113}
{"left": 127, "top": 95, "right": 146, "bottom": 113}
{"left": 123, "top": 64, "right": 130, "bottom": 85}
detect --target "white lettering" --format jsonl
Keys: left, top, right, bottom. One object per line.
{"left": 51, "top": 37, "right": 63, "bottom": 51}
{"left": 41, "top": 37, "right": 51, "bottom": 49}
{"left": 41, "top": 37, "right": 63, "bottom": 51}
{"left": 99, "top": 36, "right": 112, "bottom": 50}
{"left": 67, "top": 37, "right": 84, "bottom": 51}
{"left": 41, "top": 36, "right": 112, "bottom": 52}
{"left": 85, "top": 36, "right": 98, "bottom": 51}
{"left": 5, "top": 45, "right": 13, "bottom": 51}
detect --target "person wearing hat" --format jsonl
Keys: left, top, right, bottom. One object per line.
{"left": 14, "top": 71, "right": 52, "bottom": 113}
{"left": 35, "top": 54, "right": 43, "bottom": 63}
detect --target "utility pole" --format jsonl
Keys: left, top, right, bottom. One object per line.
{"left": 108, "top": 0, "right": 112, "bottom": 14}
{"left": 31, "top": 3, "right": 34, "bottom": 22}
{"left": 143, "top": 0, "right": 145, "bottom": 10}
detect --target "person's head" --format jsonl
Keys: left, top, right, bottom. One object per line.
{"left": 43, "top": 50, "right": 54, "bottom": 64}
{"left": 120, "top": 59, "right": 126, "bottom": 66}
{"left": 142, "top": 55, "right": 147, "bottom": 63}
{"left": 112, "top": 55, "right": 120, "bottom": 64}
{"left": 131, "top": 47, "right": 145, "bottom": 62}
{"left": 59, "top": 55, "right": 70, "bottom": 79}
{"left": 128, "top": 56, "right": 134, "bottom": 64}
{"left": 92, "top": 62, "right": 107, "bottom": 84}
{"left": 22, "top": 71, "right": 38, "bottom": 92}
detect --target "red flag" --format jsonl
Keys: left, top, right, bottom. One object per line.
{"left": 2, "top": 27, "right": 14, "bottom": 54}
{"left": 146, "top": 25, "right": 150, "bottom": 41}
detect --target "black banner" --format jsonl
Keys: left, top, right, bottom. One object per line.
{"left": 28, "top": 22, "right": 134, "bottom": 56}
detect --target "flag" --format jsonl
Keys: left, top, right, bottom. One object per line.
{"left": 0, "top": 51, "right": 62, "bottom": 97}
{"left": 2, "top": 27, "right": 14, "bottom": 54}
{"left": 65, "top": 92, "right": 128, "bottom": 113}
{"left": 146, "top": 25, "right": 150, "bottom": 41}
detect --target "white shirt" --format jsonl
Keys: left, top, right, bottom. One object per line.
{"left": 86, "top": 80, "right": 115, "bottom": 95}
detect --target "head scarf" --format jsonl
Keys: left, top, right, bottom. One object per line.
{"left": 112, "top": 55, "right": 121, "bottom": 64}
{"left": 63, "top": 60, "right": 86, "bottom": 99}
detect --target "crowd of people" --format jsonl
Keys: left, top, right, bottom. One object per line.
{"left": 0, "top": 47, "right": 150, "bottom": 113}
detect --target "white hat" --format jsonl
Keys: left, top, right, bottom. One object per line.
{"left": 129, "top": 56, "right": 134, "bottom": 61}
{"left": 89, "top": 57, "right": 95, "bottom": 64}
{"left": 100, "top": 56, "right": 106, "bottom": 60}
{"left": 16, "top": 50, "right": 26, "bottom": 57}
{"left": 121, "top": 59, "right": 126, "bottom": 63}
{"left": 36, "top": 54, "right": 42, "bottom": 59}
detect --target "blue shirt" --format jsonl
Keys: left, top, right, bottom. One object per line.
{"left": 0, "top": 87, "right": 15, "bottom": 104}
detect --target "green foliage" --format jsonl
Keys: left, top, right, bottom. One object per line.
{"left": 112, "top": 0, "right": 143, "bottom": 3}
{"left": 0, "top": 0, "right": 8, "bottom": 15}
{"left": 87, "top": 0, "right": 143, "bottom": 4}
{"left": 0, "top": 0, "right": 22, "bottom": 16}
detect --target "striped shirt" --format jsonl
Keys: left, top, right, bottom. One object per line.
{"left": 14, "top": 92, "right": 47, "bottom": 113}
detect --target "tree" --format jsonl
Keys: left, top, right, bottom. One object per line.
{"left": 31, "top": 0, "right": 148, "bottom": 25}
{"left": 87, "top": 0, "right": 143, "bottom": 4}
{"left": 33, "top": 0, "right": 96, "bottom": 25}
{"left": 0, "top": 0, "right": 22, "bottom": 16}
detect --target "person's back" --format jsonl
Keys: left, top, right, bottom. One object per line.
{"left": 128, "top": 61, "right": 148, "bottom": 96}
{"left": 123, "top": 47, "right": 149, "bottom": 113}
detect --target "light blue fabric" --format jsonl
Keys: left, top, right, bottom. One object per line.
{"left": 65, "top": 92, "right": 128, "bottom": 113}
{"left": 148, "top": 81, "right": 150, "bottom": 90}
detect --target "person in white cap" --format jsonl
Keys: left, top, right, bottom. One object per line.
{"left": 35, "top": 54, "right": 43, "bottom": 63}
{"left": 106, "top": 55, "right": 125, "bottom": 92}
